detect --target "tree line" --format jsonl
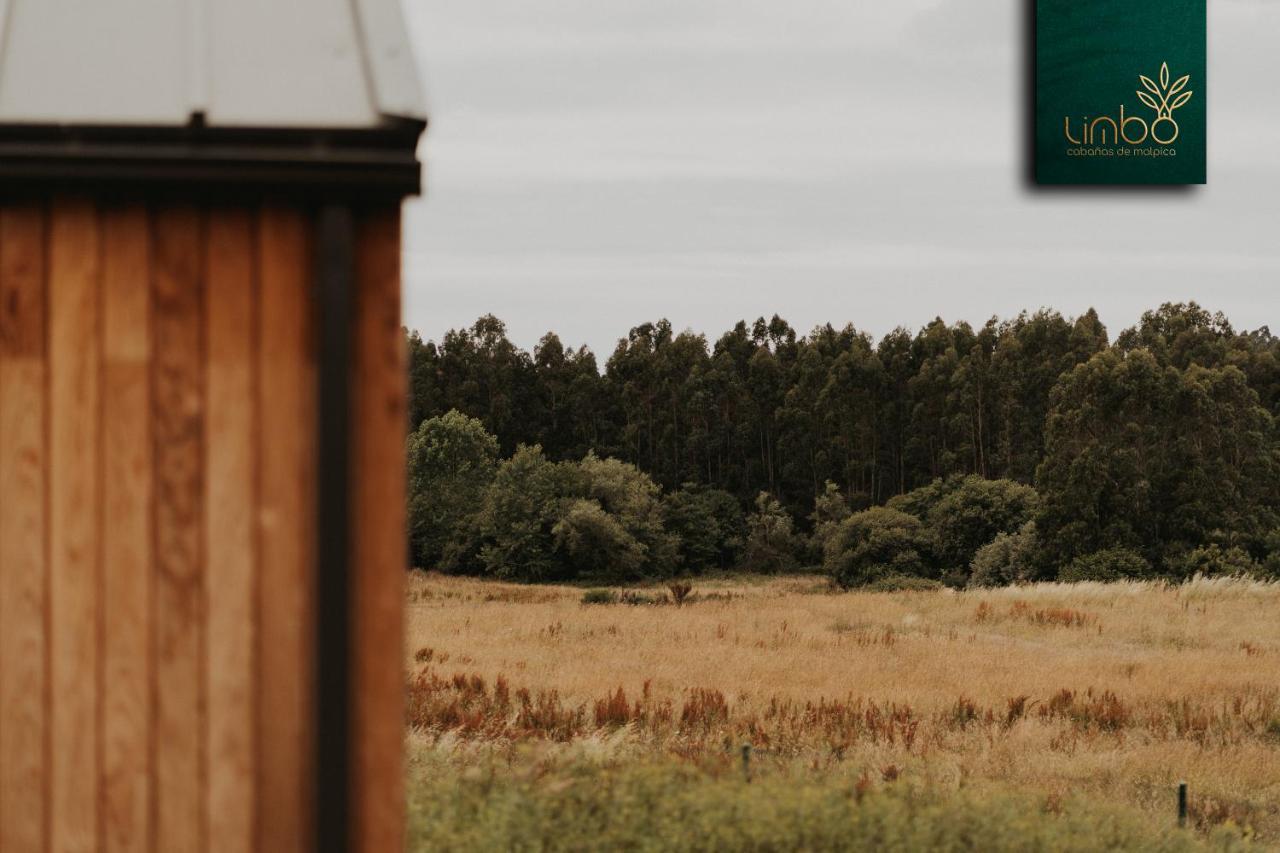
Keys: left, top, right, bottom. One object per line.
{"left": 406, "top": 302, "right": 1280, "bottom": 585}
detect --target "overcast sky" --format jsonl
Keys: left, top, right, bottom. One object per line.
{"left": 399, "top": 0, "right": 1278, "bottom": 356}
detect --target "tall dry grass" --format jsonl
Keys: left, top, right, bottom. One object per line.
{"left": 405, "top": 572, "right": 1280, "bottom": 840}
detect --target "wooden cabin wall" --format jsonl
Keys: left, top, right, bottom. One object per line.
{"left": 0, "top": 199, "right": 406, "bottom": 853}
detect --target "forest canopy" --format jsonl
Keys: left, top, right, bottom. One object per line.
{"left": 405, "top": 302, "right": 1280, "bottom": 585}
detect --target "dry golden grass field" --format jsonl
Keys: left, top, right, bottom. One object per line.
{"left": 404, "top": 572, "right": 1280, "bottom": 850}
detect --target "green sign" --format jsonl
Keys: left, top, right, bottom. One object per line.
{"left": 1035, "top": 0, "right": 1206, "bottom": 185}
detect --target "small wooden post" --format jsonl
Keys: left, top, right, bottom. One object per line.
{"left": 1177, "top": 781, "right": 1188, "bottom": 828}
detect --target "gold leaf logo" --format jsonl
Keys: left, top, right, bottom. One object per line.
{"left": 1136, "top": 62, "right": 1191, "bottom": 143}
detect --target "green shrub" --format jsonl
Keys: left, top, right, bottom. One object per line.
{"left": 471, "top": 448, "right": 679, "bottom": 583}
{"left": 580, "top": 589, "right": 618, "bottom": 605}
{"left": 889, "top": 475, "right": 1038, "bottom": 583}
{"left": 1059, "top": 548, "right": 1151, "bottom": 583}
{"left": 405, "top": 410, "right": 499, "bottom": 571}
{"left": 578, "top": 587, "right": 671, "bottom": 606}
{"left": 927, "top": 478, "right": 1038, "bottom": 580}
{"left": 809, "top": 480, "right": 854, "bottom": 558}
{"left": 664, "top": 485, "right": 745, "bottom": 573}
{"left": 824, "top": 507, "right": 928, "bottom": 588}
{"left": 865, "top": 574, "right": 944, "bottom": 593}
{"left": 474, "top": 445, "right": 580, "bottom": 582}
{"left": 578, "top": 453, "right": 680, "bottom": 578}
{"left": 969, "top": 522, "right": 1039, "bottom": 587}
{"left": 1167, "top": 545, "right": 1262, "bottom": 580}
{"left": 619, "top": 590, "right": 668, "bottom": 606}
{"left": 885, "top": 476, "right": 961, "bottom": 520}
{"left": 554, "top": 499, "right": 646, "bottom": 581}
{"left": 1261, "top": 529, "right": 1280, "bottom": 579}
{"left": 1265, "top": 718, "right": 1280, "bottom": 743}
{"left": 741, "top": 492, "right": 803, "bottom": 573}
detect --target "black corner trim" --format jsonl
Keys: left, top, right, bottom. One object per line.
{"left": 315, "top": 204, "right": 355, "bottom": 853}
{"left": 0, "top": 118, "right": 425, "bottom": 201}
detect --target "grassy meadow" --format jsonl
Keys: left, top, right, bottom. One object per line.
{"left": 404, "top": 572, "right": 1280, "bottom": 850}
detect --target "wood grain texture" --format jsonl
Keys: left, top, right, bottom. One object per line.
{"left": 0, "top": 206, "right": 46, "bottom": 357}
{"left": 100, "top": 206, "right": 154, "bottom": 853}
{"left": 48, "top": 199, "right": 102, "bottom": 853}
{"left": 205, "top": 210, "right": 257, "bottom": 853}
{"left": 1, "top": 200, "right": 409, "bottom": 852}
{"left": 152, "top": 208, "right": 206, "bottom": 853}
{"left": 256, "top": 206, "right": 315, "bottom": 853}
{"left": 0, "top": 205, "right": 48, "bottom": 853}
{"left": 350, "top": 209, "right": 406, "bottom": 853}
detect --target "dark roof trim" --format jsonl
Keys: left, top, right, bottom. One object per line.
{"left": 0, "top": 118, "right": 426, "bottom": 201}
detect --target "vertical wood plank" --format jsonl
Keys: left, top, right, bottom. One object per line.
{"left": 152, "top": 208, "right": 205, "bottom": 853}
{"left": 256, "top": 206, "right": 315, "bottom": 853}
{"left": 350, "top": 209, "right": 406, "bottom": 853}
{"left": 48, "top": 198, "right": 101, "bottom": 853}
{"left": 0, "top": 205, "right": 48, "bottom": 853}
{"left": 101, "top": 206, "right": 153, "bottom": 853}
{"left": 0, "top": 207, "right": 47, "bottom": 356}
{"left": 205, "top": 210, "right": 256, "bottom": 853}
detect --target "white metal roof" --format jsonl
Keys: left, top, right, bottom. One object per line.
{"left": 0, "top": 0, "right": 425, "bottom": 128}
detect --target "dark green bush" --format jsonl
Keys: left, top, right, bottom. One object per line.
{"left": 885, "top": 476, "right": 960, "bottom": 520}
{"left": 1167, "top": 545, "right": 1262, "bottom": 580}
{"left": 1059, "top": 548, "right": 1151, "bottom": 583}
{"left": 1266, "top": 718, "right": 1280, "bottom": 742}
{"left": 664, "top": 485, "right": 745, "bottom": 573}
{"left": 469, "top": 447, "right": 679, "bottom": 583}
{"left": 741, "top": 492, "right": 803, "bottom": 573}
{"left": 580, "top": 589, "right": 618, "bottom": 605}
{"left": 577, "top": 588, "right": 669, "bottom": 606}
{"left": 969, "top": 522, "right": 1039, "bottom": 587}
{"left": 889, "top": 475, "right": 1038, "bottom": 583}
{"left": 405, "top": 410, "right": 499, "bottom": 571}
{"left": 1265, "top": 530, "right": 1280, "bottom": 579}
{"left": 554, "top": 499, "right": 647, "bottom": 581}
{"left": 824, "top": 507, "right": 929, "bottom": 588}
{"left": 577, "top": 453, "right": 680, "bottom": 579}
{"left": 865, "top": 574, "right": 945, "bottom": 593}
{"left": 618, "top": 590, "right": 668, "bottom": 606}
{"left": 474, "top": 445, "right": 580, "bottom": 582}
{"left": 809, "top": 480, "right": 854, "bottom": 559}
